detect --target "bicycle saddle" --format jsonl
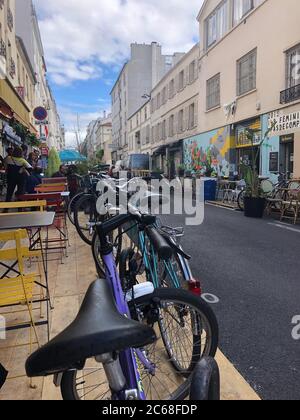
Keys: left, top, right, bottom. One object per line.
{"left": 26, "top": 280, "right": 156, "bottom": 378}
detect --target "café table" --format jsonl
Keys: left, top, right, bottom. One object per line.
{"left": 0, "top": 212, "right": 55, "bottom": 317}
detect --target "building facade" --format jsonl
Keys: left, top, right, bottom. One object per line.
{"left": 128, "top": 100, "right": 151, "bottom": 157}
{"left": 15, "top": 0, "right": 64, "bottom": 151}
{"left": 0, "top": 0, "right": 35, "bottom": 158}
{"left": 111, "top": 42, "right": 184, "bottom": 162}
{"left": 150, "top": 44, "right": 200, "bottom": 176}
{"left": 85, "top": 113, "right": 112, "bottom": 164}
{"left": 183, "top": 0, "right": 300, "bottom": 180}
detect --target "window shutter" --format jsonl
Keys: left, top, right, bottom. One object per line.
{"left": 185, "top": 66, "right": 190, "bottom": 86}
{"left": 194, "top": 101, "right": 198, "bottom": 128}
{"left": 185, "top": 107, "right": 190, "bottom": 130}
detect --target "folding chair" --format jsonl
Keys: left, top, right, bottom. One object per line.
{"left": 19, "top": 193, "right": 69, "bottom": 264}
{"left": 35, "top": 185, "right": 67, "bottom": 194}
{"left": 42, "top": 177, "right": 68, "bottom": 185}
{"left": 0, "top": 230, "right": 49, "bottom": 387}
{"left": 280, "top": 189, "right": 300, "bottom": 225}
{"left": 0, "top": 200, "right": 47, "bottom": 215}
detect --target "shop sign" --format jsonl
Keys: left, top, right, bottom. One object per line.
{"left": 236, "top": 120, "right": 261, "bottom": 148}
{"left": 268, "top": 110, "right": 300, "bottom": 134}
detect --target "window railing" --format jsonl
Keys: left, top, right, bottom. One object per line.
{"left": 9, "top": 58, "right": 16, "bottom": 78}
{"left": 280, "top": 84, "right": 300, "bottom": 104}
{"left": 0, "top": 39, "right": 6, "bottom": 58}
{"left": 7, "top": 8, "right": 14, "bottom": 31}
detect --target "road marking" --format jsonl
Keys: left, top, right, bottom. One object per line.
{"left": 206, "top": 202, "right": 237, "bottom": 212}
{"left": 268, "top": 222, "right": 300, "bottom": 234}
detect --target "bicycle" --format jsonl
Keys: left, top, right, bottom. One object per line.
{"left": 26, "top": 209, "right": 219, "bottom": 401}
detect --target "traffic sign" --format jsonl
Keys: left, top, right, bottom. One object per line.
{"left": 33, "top": 106, "right": 48, "bottom": 122}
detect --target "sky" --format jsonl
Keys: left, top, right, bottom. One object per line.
{"left": 33, "top": 0, "right": 204, "bottom": 148}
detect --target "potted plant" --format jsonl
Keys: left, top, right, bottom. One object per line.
{"left": 241, "top": 125, "right": 274, "bottom": 218}
{"left": 177, "top": 164, "right": 185, "bottom": 177}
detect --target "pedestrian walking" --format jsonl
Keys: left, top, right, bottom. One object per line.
{"left": 5, "top": 146, "right": 32, "bottom": 202}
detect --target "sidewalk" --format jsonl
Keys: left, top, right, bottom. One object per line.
{"left": 0, "top": 225, "right": 260, "bottom": 401}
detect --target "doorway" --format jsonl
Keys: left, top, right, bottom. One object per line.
{"left": 280, "top": 134, "right": 294, "bottom": 178}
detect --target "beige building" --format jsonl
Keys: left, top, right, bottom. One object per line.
{"left": 185, "top": 0, "right": 300, "bottom": 180}
{"left": 128, "top": 100, "right": 151, "bottom": 156}
{"left": 150, "top": 44, "right": 200, "bottom": 176}
{"left": 85, "top": 114, "right": 113, "bottom": 165}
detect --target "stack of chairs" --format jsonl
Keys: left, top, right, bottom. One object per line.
{"left": 0, "top": 230, "right": 49, "bottom": 387}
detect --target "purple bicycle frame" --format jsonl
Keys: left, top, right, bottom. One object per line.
{"left": 102, "top": 252, "right": 155, "bottom": 400}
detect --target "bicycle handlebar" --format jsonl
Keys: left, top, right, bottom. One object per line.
{"left": 145, "top": 226, "right": 173, "bottom": 261}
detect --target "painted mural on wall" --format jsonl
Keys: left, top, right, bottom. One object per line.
{"left": 184, "top": 126, "right": 232, "bottom": 177}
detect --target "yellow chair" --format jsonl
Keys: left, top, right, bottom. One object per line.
{"left": 0, "top": 200, "right": 47, "bottom": 215}
{"left": 0, "top": 230, "right": 47, "bottom": 387}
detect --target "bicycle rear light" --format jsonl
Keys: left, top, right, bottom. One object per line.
{"left": 188, "top": 279, "right": 202, "bottom": 297}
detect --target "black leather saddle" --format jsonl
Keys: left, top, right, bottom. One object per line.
{"left": 26, "top": 280, "right": 156, "bottom": 377}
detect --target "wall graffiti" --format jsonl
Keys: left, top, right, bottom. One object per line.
{"left": 184, "top": 126, "right": 232, "bottom": 177}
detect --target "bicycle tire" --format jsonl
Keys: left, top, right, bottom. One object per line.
{"left": 67, "top": 192, "right": 84, "bottom": 225}
{"left": 60, "top": 288, "right": 219, "bottom": 401}
{"left": 74, "top": 194, "right": 98, "bottom": 245}
{"left": 189, "top": 357, "right": 220, "bottom": 401}
{"left": 92, "top": 228, "right": 123, "bottom": 277}
{"left": 237, "top": 190, "right": 245, "bottom": 211}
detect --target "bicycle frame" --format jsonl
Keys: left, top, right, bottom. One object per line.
{"left": 100, "top": 241, "right": 154, "bottom": 400}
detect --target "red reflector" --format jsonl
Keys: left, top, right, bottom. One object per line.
{"left": 188, "top": 280, "right": 202, "bottom": 297}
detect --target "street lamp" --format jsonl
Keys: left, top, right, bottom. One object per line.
{"left": 142, "top": 94, "right": 151, "bottom": 100}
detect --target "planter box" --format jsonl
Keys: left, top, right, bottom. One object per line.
{"left": 244, "top": 197, "right": 266, "bottom": 219}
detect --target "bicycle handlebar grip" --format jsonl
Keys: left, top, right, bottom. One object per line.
{"left": 145, "top": 226, "right": 173, "bottom": 261}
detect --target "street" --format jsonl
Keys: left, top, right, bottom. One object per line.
{"left": 163, "top": 205, "right": 300, "bottom": 401}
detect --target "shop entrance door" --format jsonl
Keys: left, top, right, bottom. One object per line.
{"left": 280, "top": 134, "right": 294, "bottom": 178}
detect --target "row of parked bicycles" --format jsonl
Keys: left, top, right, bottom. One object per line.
{"left": 25, "top": 173, "right": 220, "bottom": 401}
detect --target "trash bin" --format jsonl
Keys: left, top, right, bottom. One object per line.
{"left": 204, "top": 179, "right": 217, "bottom": 201}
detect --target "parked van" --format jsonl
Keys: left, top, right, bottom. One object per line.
{"left": 123, "top": 154, "right": 150, "bottom": 177}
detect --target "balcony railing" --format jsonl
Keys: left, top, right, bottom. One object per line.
{"left": 9, "top": 58, "right": 16, "bottom": 78}
{"left": 280, "top": 84, "right": 300, "bottom": 104}
{"left": 0, "top": 39, "right": 6, "bottom": 58}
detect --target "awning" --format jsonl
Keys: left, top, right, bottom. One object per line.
{"left": 0, "top": 79, "right": 31, "bottom": 129}
{"left": 168, "top": 140, "right": 183, "bottom": 152}
{"left": 59, "top": 149, "right": 87, "bottom": 163}
{"left": 153, "top": 145, "right": 167, "bottom": 156}
{"left": 2, "top": 123, "right": 22, "bottom": 146}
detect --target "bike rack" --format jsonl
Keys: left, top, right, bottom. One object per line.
{"left": 190, "top": 357, "right": 220, "bottom": 401}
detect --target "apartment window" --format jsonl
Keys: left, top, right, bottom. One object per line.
{"left": 206, "top": 0, "right": 229, "bottom": 49}
{"left": 145, "top": 106, "right": 148, "bottom": 120}
{"left": 189, "top": 61, "right": 196, "bottom": 84}
{"left": 157, "top": 93, "right": 161, "bottom": 109}
{"left": 237, "top": 49, "right": 257, "bottom": 96}
{"left": 151, "top": 98, "right": 155, "bottom": 113}
{"left": 207, "top": 73, "right": 220, "bottom": 110}
{"left": 162, "top": 86, "right": 167, "bottom": 104}
{"left": 169, "top": 115, "right": 174, "bottom": 137}
{"left": 188, "top": 104, "right": 195, "bottom": 129}
{"left": 146, "top": 125, "right": 150, "bottom": 144}
{"left": 162, "top": 120, "right": 166, "bottom": 139}
{"left": 178, "top": 110, "right": 184, "bottom": 132}
{"left": 233, "top": 0, "right": 258, "bottom": 25}
{"left": 179, "top": 70, "right": 185, "bottom": 91}
{"left": 286, "top": 44, "right": 300, "bottom": 88}
{"left": 169, "top": 79, "right": 175, "bottom": 99}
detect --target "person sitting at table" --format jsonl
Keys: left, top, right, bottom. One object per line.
{"left": 5, "top": 146, "right": 32, "bottom": 202}
{"left": 25, "top": 167, "right": 43, "bottom": 194}
{"left": 52, "top": 165, "right": 67, "bottom": 178}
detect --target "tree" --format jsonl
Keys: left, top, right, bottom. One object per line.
{"left": 96, "top": 149, "right": 104, "bottom": 162}
{"left": 46, "top": 148, "right": 61, "bottom": 177}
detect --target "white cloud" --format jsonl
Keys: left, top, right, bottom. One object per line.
{"left": 34, "top": 0, "right": 203, "bottom": 86}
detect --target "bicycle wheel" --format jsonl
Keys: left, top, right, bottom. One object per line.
{"left": 92, "top": 228, "right": 123, "bottom": 277}
{"left": 60, "top": 288, "right": 218, "bottom": 400}
{"left": 74, "top": 194, "right": 98, "bottom": 245}
{"left": 67, "top": 192, "right": 84, "bottom": 225}
{"left": 237, "top": 190, "right": 245, "bottom": 211}
{"left": 189, "top": 357, "right": 220, "bottom": 401}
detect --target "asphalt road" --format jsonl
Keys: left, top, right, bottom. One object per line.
{"left": 162, "top": 205, "right": 300, "bottom": 400}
